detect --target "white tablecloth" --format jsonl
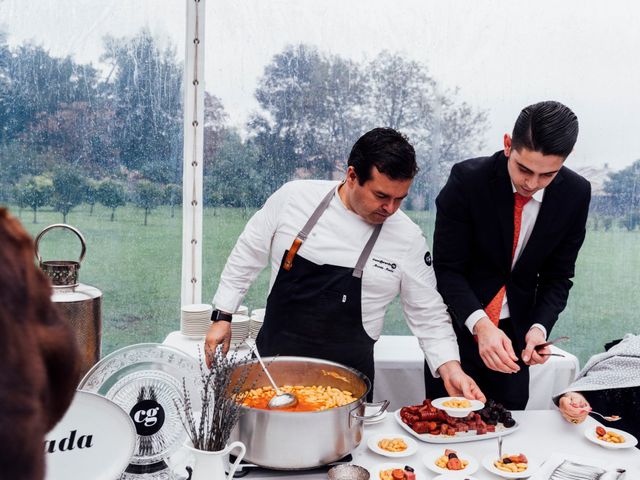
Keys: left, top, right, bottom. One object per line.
{"left": 168, "top": 410, "right": 640, "bottom": 479}
{"left": 163, "top": 333, "right": 579, "bottom": 411}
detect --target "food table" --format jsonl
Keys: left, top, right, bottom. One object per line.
{"left": 163, "top": 333, "right": 579, "bottom": 410}
{"left": 168, "top": 411, "right": 639, "bottom": 479}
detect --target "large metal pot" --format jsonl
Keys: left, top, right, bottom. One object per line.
{"left": 230, "top": 356, "right": 388, "bottom": 470}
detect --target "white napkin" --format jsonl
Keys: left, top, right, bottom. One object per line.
{"left": 530, "top": 453, "right": 626, "bottom": 480}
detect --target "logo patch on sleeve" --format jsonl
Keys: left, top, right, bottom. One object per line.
{"left": 424, "top": 251, "right": 432, "bottom": 266}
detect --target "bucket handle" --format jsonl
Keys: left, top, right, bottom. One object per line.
{"left": 35, "top": 224, "right": 87, "bottom": 265}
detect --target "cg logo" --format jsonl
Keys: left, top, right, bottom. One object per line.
{"left": 130, "top": 399, "right": 165, "bottom": 436}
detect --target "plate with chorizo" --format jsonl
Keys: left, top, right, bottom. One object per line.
{"left": 374, "top": 463, "right": 420, "bottom": 480}
{"left": 584, "top": 425, "right": 638, "bottom": 449}
{"left": 394, "top": 399, "right": 519, "bottom": 443}
{"left": 422, "top": 448, "right": 479, "bottom": 476}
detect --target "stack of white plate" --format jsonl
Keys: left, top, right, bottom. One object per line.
{"left": 180, "top": 304, "right": 213, "bottom": 337}
{"left": 249, "top": 308, "right": 265, "bottom": 339}
{"left": 236, "top": 305, "right": 249, "bottom": 316}
{"left": 230, "top": 314, "right": 250, "bottom": 347}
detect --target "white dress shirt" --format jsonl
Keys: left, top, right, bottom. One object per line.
{"left": 464, "top": 183, "right": 548, "bottom": 338}
{"left": 213, "top": 179, "right": 460, "bottom": 375}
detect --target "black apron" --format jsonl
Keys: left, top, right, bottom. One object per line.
{"left": 256, "top": 187, "right": 382, "bottom": 396}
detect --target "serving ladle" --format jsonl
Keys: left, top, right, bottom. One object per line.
{"left": 246, "top": 342, "right": 298, "bottom": 409}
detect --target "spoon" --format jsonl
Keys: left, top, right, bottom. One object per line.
{"left": 246, "top": 342, "right": 298, "bottom": 409}
{"left": 583, "top": 408, "right": 622, "bottom": 422}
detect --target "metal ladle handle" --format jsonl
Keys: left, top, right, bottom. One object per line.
{"left": 246, "top": 341, "right": 282, "bottom": 395}
{"left": 35, "top": 223, "right": 87, "bottom": 265}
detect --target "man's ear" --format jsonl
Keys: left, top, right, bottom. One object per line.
{"left": 346, "top": 166, "right": 358, "bottom": 185}
{"left": 503, "top": 134, "right": 512, "bottom": 157}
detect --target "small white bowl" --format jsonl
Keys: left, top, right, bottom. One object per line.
{"left": 481, "top": 453, "right": 538, "bottom": 479}
{"left": 367, "top": 433, "right": 418, "bottom": 458}
{"left": 422, "top": 449, "right": 479, "bottom": 476}
{"left": 364, "top": 406, "right": 388, "bottom": 425}
{"left": 431, "top": 397, "right": 484, "bottom": 418}
{"left": 584, "top": 425, "right": 638, "bottom": 449}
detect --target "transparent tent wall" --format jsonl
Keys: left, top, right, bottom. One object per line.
{"left": 0, "top": 0, "right": 638, "bottom": 363}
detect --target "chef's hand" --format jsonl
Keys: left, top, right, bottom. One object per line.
{"left": 437, "top": 360, "right": 487, "bottom": 402}
{"left": 558, "top": 391, "right": 590, "bottom": 425}
{"left": 474, "top": 317, "right": 520, "bottom": 373}
{"left": 204, "top": 321, "right": 231, "bottom": 368}
{"left": 521, "top": 327, "right": 550, "bottom": 366}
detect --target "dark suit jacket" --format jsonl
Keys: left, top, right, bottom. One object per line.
{"left": 433, "top": 151, "right": 591, "bottom": 350}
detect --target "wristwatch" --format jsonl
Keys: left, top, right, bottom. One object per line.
{"left": 211, "top": 309, "right": 233, "bottom": 323}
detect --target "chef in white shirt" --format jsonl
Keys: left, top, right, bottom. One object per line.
{"left": 206, "top": 127, "right": 485, "bottom": 401}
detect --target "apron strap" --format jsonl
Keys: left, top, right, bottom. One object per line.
{"left": 353, "top": 223, "right": 382, "bottom": 278}
{"left": 283, "top": 185, "right": 384, "bottom": 276}
{"left": 283, "top": 187, "right": 336, "bottom": 271}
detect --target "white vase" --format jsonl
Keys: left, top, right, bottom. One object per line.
{"left": 183, "top": 440, "right": 246, "bottom": 480}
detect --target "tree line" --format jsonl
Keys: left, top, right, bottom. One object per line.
{"left": 1, "top": 29, "right": 638, "bottom": 228}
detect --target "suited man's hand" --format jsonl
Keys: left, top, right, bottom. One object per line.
{"left": 437, "top": 360, "right": 487, "bottom": 402}
{"left": 521, "top": 327, "right": 551, "bottom": 366}
{"left": 558, "top": 392, "right": 590, "bottom": 424}
{"left": 474, "top": 317, "right": 520, "bottom": 373}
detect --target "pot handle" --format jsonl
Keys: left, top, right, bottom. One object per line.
{"left": 350, "top": 399, "right": 390, "bottom": 422}
{"left": 225, "top": 441, "right": 246, "bottom": 480}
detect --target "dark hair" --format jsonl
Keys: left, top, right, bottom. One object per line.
{"left": 0, "top": 209, "right": 80, "bottom": 480}
{"left": 512, "top": 101, "right": 579, "bottom": 158}
{"left": 347, "top": 127, "right": 418, "bottom": 184}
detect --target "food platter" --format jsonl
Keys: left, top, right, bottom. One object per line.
{"left": 78, "top": 343, "right": 200, "bottom": 466}
{"left": 394, "top": 409, "right": 519, "bottom": 444}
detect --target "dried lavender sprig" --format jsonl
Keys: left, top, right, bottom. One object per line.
{"left": 174, "top": 344, "right": 260, "bottom": 452}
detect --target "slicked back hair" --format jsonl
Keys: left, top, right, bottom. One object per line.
{"left": 512, "top": 101, "right": 579, "bottom": 158}
{"left": 348, "top": 127, "right": 418, "bottom": 185}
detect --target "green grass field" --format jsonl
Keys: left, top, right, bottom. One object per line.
{"left": 9, "top": 203, "right": 640, "bottom": 366}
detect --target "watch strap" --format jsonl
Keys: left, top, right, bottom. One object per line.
{"left": 211, "top": 309, "right": 233, "bottom": 322}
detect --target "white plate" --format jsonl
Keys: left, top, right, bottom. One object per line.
{"left": 433, "top": 475, "right": 480, "bottom": 480}
{"left": 432, "top": 397, "right": 484, "bottom": 418}
{"left": 45, "top": 391, "right": 136, "bottom": 480}
{"left": 367, "top": 433, "right": 418, "bottom": 458}
{"left": 79, "top": 343, "right": 200, "bottom": 466}
{"left": 584, "top": 425, "right": 638, "bottom": 449}
{"left": 374, "top": 463, "right": 422, "bottom": 480}
{"left": 394, "top": 409, "right": 519, "bottom": 443}
{"left": 423, "top": 449, "right": 479, "bottom": 476}
{"left": 364, "top": 406, "right": 388, "bottom": 424}
{"left": 481, "top": 453, "right": 538, "bottom": 479}
{"left": 181, "top": 303, "right": 212, "bottom": 313}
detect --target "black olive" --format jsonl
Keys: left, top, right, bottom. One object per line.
{"left": 503, "top": 458, "right": 512, "bottom": 464}
{"left": 404, "top": 466, "right": 414, "bottom": 472}
{"left": 447, "top": 453, "right": 458, "bottom": 459}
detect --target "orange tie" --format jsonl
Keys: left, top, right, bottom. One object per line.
{"left": 484, "top": 193, "right": 532, "bottom": 326}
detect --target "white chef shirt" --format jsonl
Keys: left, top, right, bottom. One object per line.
{"left": 464, "top": 183, "right": 547, "bottom": 338}
{"left": 213, "top": 179, "right": 460, "bottom": 375}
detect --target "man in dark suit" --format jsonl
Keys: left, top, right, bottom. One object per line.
{"left": 424, "top": 101, "right": 591, "bottom": 409}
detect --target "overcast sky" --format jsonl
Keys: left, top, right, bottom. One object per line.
{"left": 2, "top": 0, "right": 639, "bottom": 169}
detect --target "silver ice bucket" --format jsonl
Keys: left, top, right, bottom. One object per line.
{"left": 36, "top": 224, "right": 102, "bottom": 377}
